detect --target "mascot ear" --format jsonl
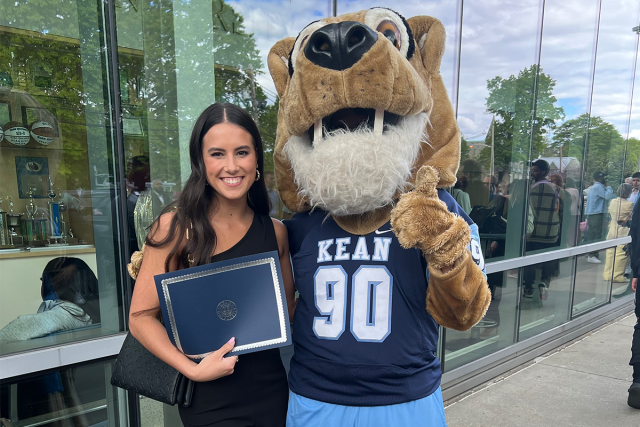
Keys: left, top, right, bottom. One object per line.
{"left": 268, "top": 37, "right": 296, "bottom": 98}
{"left": 406, "top": 16, "right": 446, "bottom": 76}
{"left": 407, "top": 16, "right": 460, "bottom": 188}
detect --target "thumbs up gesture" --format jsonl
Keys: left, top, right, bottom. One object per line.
{"left": 390, "top": 166, "right": 470, "bottom": 270}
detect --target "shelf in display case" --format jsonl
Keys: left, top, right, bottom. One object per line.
{"left": 0, "top": 244, "right": 95, "bottom": 259}
{"left": 0, "top": 144, "right": 85, "bottom": 153}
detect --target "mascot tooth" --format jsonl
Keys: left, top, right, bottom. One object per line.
{"left": 270, "top": 7, "right": 491, "bottom": 425}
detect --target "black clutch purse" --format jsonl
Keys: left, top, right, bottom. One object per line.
{"left": 110, "top": 333, "right": 194, "bottom": 407}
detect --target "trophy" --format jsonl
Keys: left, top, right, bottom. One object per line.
{"left": 6, "top": 197, "right": 23, "bottom": 247}
{"left": 0, "top": 196, "right": 12, "bottom": 249}
{"left": 25, "top": 188, "right": 38, "bottom": 219}
{"left": 46, "top": 177, "right": 64, "bottom": 245}
{"left": 21, "top": 191, "right": 46, "bottom": 246}
{"left": 57, "top": 187, "right": 68, "bottom": 243}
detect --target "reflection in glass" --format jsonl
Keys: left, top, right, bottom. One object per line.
{"left": 582, "top": 170, "right": 616, "bottom": 263}
{"left": 603, "top": 188, "right": 633, "bottom": 288}
{"left": 529, "top": 0, "right": 599, "bottom": 252}
{"left": 579, "top": 0, "right": 640, "bottom": 251}
{"left": 519, "top": 257, "right": 573, "bottom": 341}
{"left": 0, "top": 359, "right": 124, "bottom": 426}
{"left": 573, "top": 249, "right": 612, "bottom": 317}
{"left": 116, "top": 0, "right": 331, "bottom": 227}
{"left": 443, "top": 269, "right": 518, "bottom": 372}
{"left": 0, "top": 0, "right": 125, "bottom": 356}
{"left": 0, "top": 258, "right": 100, "bottom": 346}
{"left": 524, "top": 160, "right": 561, "bottom": 265}
{"left": 456, "top": 0, "right": 543, "bottom": 263}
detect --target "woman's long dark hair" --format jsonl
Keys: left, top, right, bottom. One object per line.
{"left": 42, "top": 257, "right": 101, "bottom": 323}
{"left": 146, "top": 103, "right": 270, "bottom": 272}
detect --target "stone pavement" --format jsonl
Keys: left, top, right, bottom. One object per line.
{"left": 445, "top": 312, "right": 640, "bottom": 427}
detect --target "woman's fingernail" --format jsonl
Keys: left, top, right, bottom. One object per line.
{"left": 228, "top": 337, "right": 235, "bottom": 344}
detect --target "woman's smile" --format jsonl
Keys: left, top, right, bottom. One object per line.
{"left": 221, "top": 176, "right": 244, "bottom": 186}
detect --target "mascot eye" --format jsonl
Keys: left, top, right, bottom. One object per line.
{"left": 376, "top": 20, "right": 401, "bottom": 50}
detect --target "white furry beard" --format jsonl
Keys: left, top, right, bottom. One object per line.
{"left": 283, "top": 113, "right": 428, "bottom": 216}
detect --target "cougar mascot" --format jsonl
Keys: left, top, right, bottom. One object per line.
{"left": 268, "top": 7, "right": 491, "bottom": 426}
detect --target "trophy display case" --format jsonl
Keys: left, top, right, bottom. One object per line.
{"left": 0, "top": 87, "right": 96, "bottom": 250}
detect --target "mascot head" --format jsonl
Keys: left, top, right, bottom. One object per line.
{"left": 268, "top": 8, "right": 460, "bottom": 233}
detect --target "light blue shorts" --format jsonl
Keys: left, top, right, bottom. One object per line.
{"left": 286, "top": 387, "right": 447, "bottom": 427}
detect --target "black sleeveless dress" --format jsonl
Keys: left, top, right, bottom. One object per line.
{"left": 178, "top": 213, "right": 289, "bottom": 427}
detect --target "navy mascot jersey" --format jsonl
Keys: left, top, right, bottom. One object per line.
{"left": 285, "top": 190, "right": 486, "bottom": 406}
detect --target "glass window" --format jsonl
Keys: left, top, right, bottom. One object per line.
{"left": 0, "top": 0, "right": 126, "bottom": 356}
{"left": 524, "top": 0, "right": 600, "bottom": 253}
{"left": 518, "top": 256, "right": 573, "bottom": 341}
{"left": 623, "top": 32, "right": 640, "bottom": 211}
{"left": 116, "top": 0, "right": 331, "bottom": 243}
{"left": 572, "top": 248, "right": 612, "bottom": 317}
{"left": 0, "top": 359, "right": 127, "bottom": 426}
{"left": 611, "top": 33, "right": 640, "bottom": 300}
{"left": 116, "top": 0, "right": 328, "bottom": 418}
{"left": 455, "top": 0, "right": 544, "bottom": 263}
{"left": 443, "top": 269, "right": 519, "bottom": 371}
{"left": 579, "top": 0, "right": 640, "bottom": 254}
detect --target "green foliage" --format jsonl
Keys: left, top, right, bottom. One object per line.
{"left": 459, "top": 134, "right": 470, "bottom": 167}
{"left": 119, "top": 0, "right": 274, "bottom": 187}
{"left": 208, "top": 0, "right": 277, "bottom": 174}
{"left": 0, "top": 31, "right": 94, "bottom": 180}
{"left": 624, "top": 137, "right": 640, "bottom": 178}
{"left": 258, "top": 98, "right": 279, "bottom": 174}
{"left": 484, "top": 65, "right": 565, "bottom": 172}
{"left": 551, "top": 113, "right": 628, "bottom": 184}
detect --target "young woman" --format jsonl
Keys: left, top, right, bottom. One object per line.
{"left": 603, "top": 183, "right": 634, "bottom": 285}
{"left": 129, "top": 103, "right": 296, "bottom": 427}
{"left": 0, "top": 257, "right": 100, "bottom": 344}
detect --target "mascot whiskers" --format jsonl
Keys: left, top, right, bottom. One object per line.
{"left": 269, "top": 7, "right": 491, "bottom": 426}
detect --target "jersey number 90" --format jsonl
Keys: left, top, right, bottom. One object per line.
{"left": 313, "top": 266, "right": 393, "bottom": 342}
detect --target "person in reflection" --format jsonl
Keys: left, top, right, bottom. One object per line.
{"left": 264, "top": 171, "right": 281, "bottom": 217}
{"left": 564, "top": 177, "right": 581, "bottom": 247}
{"left": 629, "top": 172, "right": 640, "bottom": 205}
{"left": 549, "top": 173, "right": 572, "bottom": 247}
{"left": 127, "top": 103, "right": 296, "bottom": 427}
{"left": 584, "top": 171, "right": 615, "bottom": 263}
{"left": 451, "top": 175, "right": 472, "bottom": 214}
{"left": 603, "top": 184, "right": 633, "bottom": 285}
{"left": 0, "top": 257, "right": 100, "bottom": 344}
{"left": 150, "top": 178, "right": 168, "bottom": 219}
{"left": 460, "top": 159, "right": 490, "bottom": 209}
{"left": 126, "top": 155, "right": 151, "bottom": 253}
{"left": 628, "top": 190, "right": 640, "bottom": 408}
{"left": 522, "top": 160, "right": 560, "bottom": 300}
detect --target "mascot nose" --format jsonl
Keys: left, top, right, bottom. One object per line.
{"left": 304, "top": 21, "right": 378, "bottom": 71}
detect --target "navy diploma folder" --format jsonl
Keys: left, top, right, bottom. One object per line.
{"left": 154, "top": 250, "right": 291, "bottom": 358}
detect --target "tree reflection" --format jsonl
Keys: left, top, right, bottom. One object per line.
{"left": 481, "top": 65, "right": 565, "bottom": 174}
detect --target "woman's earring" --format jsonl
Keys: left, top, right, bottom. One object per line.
{"left": 255, "top": 170, "right": 261, "bottom": 182}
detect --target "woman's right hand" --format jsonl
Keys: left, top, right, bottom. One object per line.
{"left": 187, "top": 337, "right": 239, "bottom": 382}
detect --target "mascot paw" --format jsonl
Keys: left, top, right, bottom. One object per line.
{"left": 127, "top": 244, "right": 145, "bottom": 280}
{"left": 391, "top": 166, "right": 470, "bottom": 270}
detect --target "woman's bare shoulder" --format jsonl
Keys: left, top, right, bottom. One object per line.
{"left": 271, "top": 217, "right": 288, "bottom": 234}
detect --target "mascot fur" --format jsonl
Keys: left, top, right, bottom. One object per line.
{"left": 269, "top": 7, "right": 491, "bottom": 422}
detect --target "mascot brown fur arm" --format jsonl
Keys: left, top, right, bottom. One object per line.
{"left": 390, "top": 166, "right": 491, "bottom": 331}
{"left": 398, "top": 17, "right": 490, "bottom": 330}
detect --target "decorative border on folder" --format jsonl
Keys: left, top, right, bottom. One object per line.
{"left": 161, "top": 257, "right": 287, "bottom": 359}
